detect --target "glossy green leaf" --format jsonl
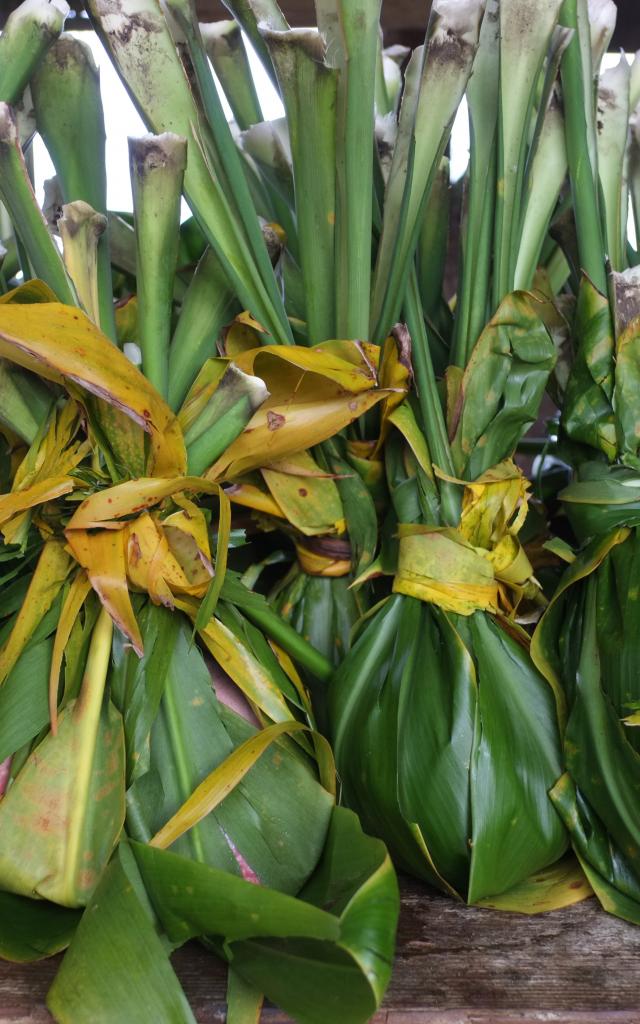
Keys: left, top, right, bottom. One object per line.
{"left": 450, "top": 291, "right": 556, "bottom": 479}
{"left": 331, "top": 592, "right": 568, "bottom": 904}
{"left": 47, "top": 844, "right": 196, "bottom": 1023}
{"left": 124, "top": 608, "right": 333, "bottom": 894}
{"left": 0, "top": 891, "right": 80, "bottom": 964}
{"left": 0, "top": 612, "right": 125, "bottom": 908}
{"left": 466, "top": 612, "right": 567, "bottom": 903}
{"left": 562, "top": 275, "right": 617, "bottom": 460}
{"left": 133, "top": 805, "right": 398, "bottom": 1024}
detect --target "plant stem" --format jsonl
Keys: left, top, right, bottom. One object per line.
{"left": 560, "top": 0, "right": 607, "bottom": 293}
{"left": 129, "top": 133, "right": 187, "bottom": 400}
{"left": 0, "top": 103, "right": 74, "bottom": 303}
{"left": 404, "top": 269, "right": 460, "bottom": 527}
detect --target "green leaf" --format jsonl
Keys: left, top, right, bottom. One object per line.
{"left": 87, "top": 0, "right": 292, "bottom": 344}
{"left": 563, "top": 276, "right": 617, "bottom": 460}
{"left": 168, "top": 247, "right": 238, "bottom": 411}
{"left": 201, "top": 21, "right": 263, "bottom": 132}
{"left": 396, "top": 604, "right": 475, "bottom": 896}
{"left": 316, "top": 0, "right": 380, "bottom": 340}
{"left": 450, "top": 291, "right": 556, "bottom": 478}
{"left": 47, "top": 844, "right": 196, "bottom": 1023}
{"left": 0, "top": 105, "right": 75, "bottom": 304}
{"left": 0, "top": 891, "right": 80, "bottom": 963}
{"left": 110, "top": 602, "right": 181, "bottom": 784}
{"left": 551, "top": 774, "right": 640, "bottom": 925}
{"left": 0, "top": 632, "right": 52, "bottom": 762}
{"left": 331, "top": 593, "right": 568, "bottom": 905}
{"left": 129, "top": 133, "right": 187, "bottom": 399}
{"left": 124, "top": 612, "right": 333, "bottom": 894}
{"left": 31, "top": 35, "right": 116, "bottom": 339}
{"left": 0, "top": 612, "right": 125, "bottom": 908}
{"left": 133, "top": 841, "right": 339, "bottom": 945}
{"left": 370, "top": 1, "right": 482, "bottom": 343}
{"left": 133, "top": 805, "right": 398, "bottom": 1024}
{"left": 263, "top": 28, "right": 337, "bottom": 343}
{"left": 493, "top": 0, "right": 563, "bottom": 302}
{"left": 0, "top": 0, "right": 68, "bottom": 105}
{"left": 466, "top": 613, "right": 567, "bottom": 903}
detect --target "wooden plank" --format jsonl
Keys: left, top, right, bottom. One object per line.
{"left": 2, "top": 879, "right": 640, "bottom": 1022}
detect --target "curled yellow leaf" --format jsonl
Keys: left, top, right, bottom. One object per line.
{"left": 0, "top": 299, "right": 185, "bottom": 476}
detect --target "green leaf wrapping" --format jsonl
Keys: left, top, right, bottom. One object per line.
{"left": 47, "top": 845, "right": 197, "bottom": 1023}
{"left": 120, "top": 604, "right": 333, "bottom": 894}
{"left": 533, "top": 528, "right": 640, "bottom": 923}
{"left": 330, "top": 592, "right": 567, "bottom": 904}
{"left": 0, "top": 891, "right": 80, "bottom": 964}
{"left": 272, "top": 570, "right": 363, "bottom": 668}
{"left": 47, "top": 810, "right": 397, "bottom": 1024}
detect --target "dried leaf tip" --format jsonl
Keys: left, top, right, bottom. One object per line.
{"left": 0, "top": 103, "right": 18, "bottom": 145}
{"left": 128, "top": 133, "right": 188, "bottom": 177}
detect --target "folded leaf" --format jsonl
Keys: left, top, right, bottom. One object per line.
{"left": 0, "top": 298, "right": 186, "bottom": 477}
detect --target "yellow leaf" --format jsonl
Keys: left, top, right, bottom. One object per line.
{"left": 124, "top": 514, "right": 178, "bottom": 607}
{"left": 65, "top": 528, "right": 143, "bottom": 656}
{"left": 0, "top": 541, "right": 71, "bottom": 685}
{"left": 0, "top": 476, "right": 75, "bottom": 528}
{"left": 388, "top": 402, "right": 435, "bottom": 480}
{"left": 476, "top": 856, "right": 592, "bottom": 913}
{"left": 67, "top": 476, "right": 222, "bottom": 530}
{"left": 163, "top": 507, "right": 213, "bottom": 583}
{"left": 49, "top": 571, "right": 92, "bottom": 734}
{"left": 261, "top": 451, "right": 345, "bottom": 536}
{"left": 12, "top": 402, "right": 85, "bottom": 494}
{"left": 267, "top": 641, "right": 313, "bottom": 718}
{"left": 233, "top": 341, "right": 379, "bottom": 395}
{"left": 295, "top": 539, "right": 352, "bottom": 577}
{"left": 225, "top": 480, "right": 287, "bottom": 519}
{"left": 372, "top": 334, "right": 412, "bottom": 454}
{"left": 225, "top": 319, "right": 264, "bottom": 358}
{"left": 393, "top": 526, "right": 499, "bottom": 615}
{"left": 149, "top": 717, "right": 335, "bottom": 850}
{"left": 114, "top": 295, "right": 138, "bottom": 344}
{"left": 208, "top": 389, "right": 389, "bottom": 480}
{"left": 1, "top": 402, "right": 90, "bottom": 540}
{"left": 178, "top": 601, "right": 293, "bottom": 725}
{"left": 0, "top": 280, "right": 58, "bottom": 305}
{"left": 0, "top": 300, "right": 185, "bottom": 476}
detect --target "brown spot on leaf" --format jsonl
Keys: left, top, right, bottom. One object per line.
{"left": 298, "top": 487, "right": 308, "bottom": 497}
{"left": 267, "top": 411, "right": 285, "bottom": 431}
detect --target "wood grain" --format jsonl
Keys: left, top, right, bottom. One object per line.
{"left": 2, "top": 878, "right": 639, "bottom": 1023}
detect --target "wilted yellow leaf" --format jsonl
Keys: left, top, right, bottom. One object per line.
{"left": 208, "top": 389, "right": 389, "bottom": 480}
{"left": 65, "top": 529, "right": 143, "bottom": 656}
{"left": 0, "top": 299, "right": 185, "bottom": 476}
{"left": 67, "top": 475, "right": 223, "bottom": 530}
{"left": 0, "top": 540, "right": 71, "bottom": 685}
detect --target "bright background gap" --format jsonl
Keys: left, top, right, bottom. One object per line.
{"left": 33, "top": 37, "right": 636, "bottom": 244}
{"left": 32, "top": 30, "right": 285, "bottom": 218}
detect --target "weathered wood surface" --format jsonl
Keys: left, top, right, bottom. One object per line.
{"left": 2, "top": 879, "right": 640, "bottom": 1023}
